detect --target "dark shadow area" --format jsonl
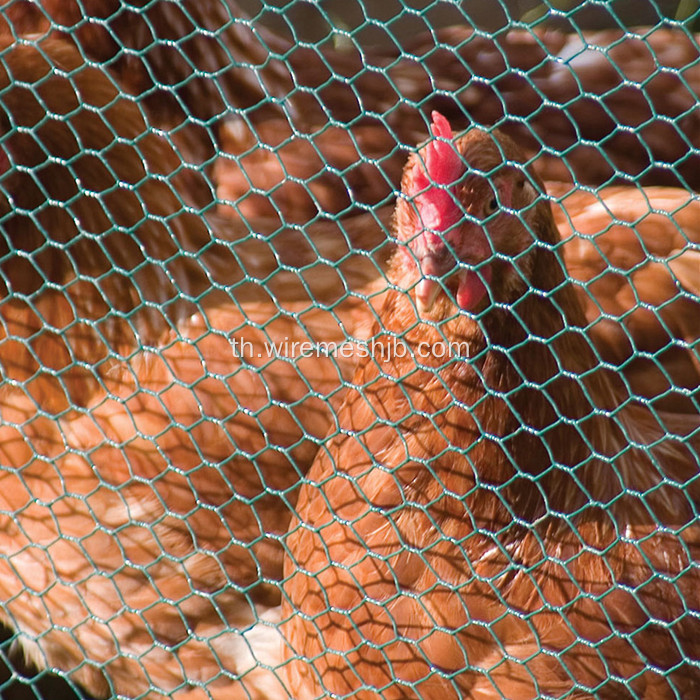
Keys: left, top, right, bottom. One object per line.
{"left": 0, "top": 626, "right": 91, "bottom": 700}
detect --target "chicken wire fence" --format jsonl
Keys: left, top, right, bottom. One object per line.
{"left": 0, "top": 0, "right": 698, "bottom": 699}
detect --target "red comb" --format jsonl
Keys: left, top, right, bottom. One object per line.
{"left": 409, "top": 111, "right": 464, "bottom": 233}
{"left": 426, "top": 111, "right": 462, "bottom": 184}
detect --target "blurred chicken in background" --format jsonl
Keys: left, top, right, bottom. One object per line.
{"left": 552, "top": 183, "right": 700, "bottom": 412}
{"left": 2, "top": 0, "right": 700, "bottom": 192}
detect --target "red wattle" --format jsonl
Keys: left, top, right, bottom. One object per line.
{"left": 456, "top": 266, "right": 492, "bottom": 311}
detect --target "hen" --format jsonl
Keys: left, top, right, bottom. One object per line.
{"left": 214, "top": 117, "right": 406, "bottom": 226}
{"left": 0, "top": 36, "right": 390, "bottom": 699}
{"left": 282, "top": 113, "right": 700, "bottom": 699}
{"left": 0, "top": 0, "right": 293, "bottom": 168}
{"left": 215, "top": 22, "right": 700, "bottom": 201}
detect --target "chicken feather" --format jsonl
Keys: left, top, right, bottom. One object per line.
{"left": 552, "top": 182, "right": 700, "bottom": 412}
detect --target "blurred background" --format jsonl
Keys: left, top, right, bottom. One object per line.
{"left": 237, "top": 0, "right": 699, "bottom": 45}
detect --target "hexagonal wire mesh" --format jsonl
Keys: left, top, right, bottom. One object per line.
{"left": 0, "top": 0, "right": 698, "bottom": 698}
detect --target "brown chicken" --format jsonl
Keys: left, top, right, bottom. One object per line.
{"left": 0, "top": 35, "right": 392, "bottom": 699}
{"left": 282, "top": 114, "right": 700, "bottom": 699}
{"left": 0, "top": 0, "right": 292, "bottom": 168}
{"left": 214, "top": 117, "right": 407, "bottom": 226}
{"left": 213, "top": 21, "right": 700, "bottom": 202}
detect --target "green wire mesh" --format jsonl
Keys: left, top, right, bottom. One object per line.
{"left": 0, "top": 1, "right": 697, "bottom": 698}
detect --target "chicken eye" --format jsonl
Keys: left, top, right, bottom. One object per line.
{"left": 484, "top": 197, "right": 498, "bottom": 216}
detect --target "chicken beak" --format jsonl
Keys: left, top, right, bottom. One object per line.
{"left": 415, "top": 278, "right": 442, "bottom": 314}
{"left": 414, "top": 245, "right": 456, "bottom": 315}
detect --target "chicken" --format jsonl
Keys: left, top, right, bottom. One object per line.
{"left": 413, "top": 25, "right": 700, "bottom": 189}
{"left": 0, "top": 35, "right": 392, "bottom": 698}
{"left": 233, "top": 22, "right": 700, "bottom": 191}
{"left": 214, "top": 117, "right": 407, "bottom": 226}
{"left": 282, "top": 113, "right": 700, "bottom": 699}
{"left": 208, "top": 16, "right": 700, "bottom": 264}
{"left": 0, "top": 0, "right": 292, "bottom": 168}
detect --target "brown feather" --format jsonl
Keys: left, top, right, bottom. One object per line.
{"left": 551, "top": 183, "right": 700, "bottom": 411}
